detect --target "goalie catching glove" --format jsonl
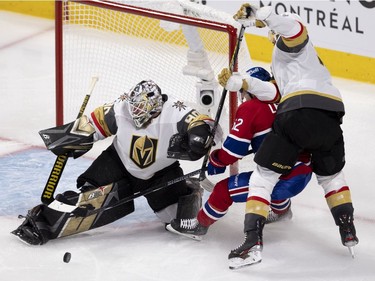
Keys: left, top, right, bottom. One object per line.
{"left": 39, "top": 115, "right": 95, "bottom": 159}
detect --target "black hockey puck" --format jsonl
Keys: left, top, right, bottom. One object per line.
{"left": 63, "top": 252, "right": 71, "bottom": 263}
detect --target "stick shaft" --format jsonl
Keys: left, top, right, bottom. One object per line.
{"left": 199, "top": 25, "right": 246, "bottom": 181}
{"left": 41, "top": 77, "right": 99, "bottom": 204}
{"left": 65, "top": 169, "right": 201, "bottom": 217}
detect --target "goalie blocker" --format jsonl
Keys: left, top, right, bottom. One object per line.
{"left": 39, "top": 115, "right": 95, "bottom": 159}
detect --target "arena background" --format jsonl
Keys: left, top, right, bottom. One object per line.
{"left": 0, "top": 0, "right": 374, "bottom": 84}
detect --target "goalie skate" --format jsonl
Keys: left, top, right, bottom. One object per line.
{"left": 11, "top": 206, "right": 49, "bottom": 245}
{"left": 12, "top": 224, "right": 44, "bottom": 246}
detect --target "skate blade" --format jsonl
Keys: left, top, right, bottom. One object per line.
{"left": 165, "top": 224, "right": 203, "bottom": 241}
{"left": 347, "top": 246, "right": 355, "bottom": 259}
{"left": 228, "top": 251, "right": 262, "bottom": 270}
{"left": 345, "top": 240, "right": 357, "bottom": 259}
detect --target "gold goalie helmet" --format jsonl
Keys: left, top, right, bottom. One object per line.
{"left": 126, "top": 80, "right": 168, "bottom": 128}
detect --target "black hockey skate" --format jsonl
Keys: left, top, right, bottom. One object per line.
{"left": 11, "top": 205, "right": 49, "bottom": 245}
{"left": 228, "top": 214, "right": 265, "bottom": 270}
{"left": 337, "top": 213, "right": 359, "bottom": 258}
{"left": 331, "top": 203, "right": 359, "bottom": 258}
{"left": 166, "top": 218, "right": 208, "bottom": 241}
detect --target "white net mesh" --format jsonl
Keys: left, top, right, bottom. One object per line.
{"left": 58, "top": 0, "right": 253, "bottom": 126}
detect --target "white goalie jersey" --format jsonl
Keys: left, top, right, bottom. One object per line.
{"left": 89, "top": 95, "right": 219, "bottom": 180}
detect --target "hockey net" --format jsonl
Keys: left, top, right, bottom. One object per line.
{"left": 55, "top": 0, "right": 253, "bottom": 132}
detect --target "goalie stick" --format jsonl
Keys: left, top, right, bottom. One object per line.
{"left": 41, "top": 76, "right": 99, "bottom": 205}
{"left": 47, "top": 167, "right": 206, "bottom": 215}
{"left": 198, "top": 24, "right": 247, "bottom": 182}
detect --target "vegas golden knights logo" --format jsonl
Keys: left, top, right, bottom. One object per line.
{"left": 130, "top": 135, "right": 158, "bottom": 168}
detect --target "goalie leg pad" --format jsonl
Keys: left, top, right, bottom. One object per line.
{"left": 176, "top": 178, "right": 203, "bottom": 220}
{"left": 154, "top": 178, "right": 203, "bottom": 223}
{"left": 58, "top": 180, "right": 135, "bottom": 237}
{"left": 12, "top": 180, "right": 135, "bottom": 244}
{"left": 155, "top": 203, "right": 178, "bottom": 224}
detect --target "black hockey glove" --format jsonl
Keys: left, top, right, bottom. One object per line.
{"left": 167, "top": 133, "right": 190, "bottom": 160}
{"left": 187, "top": 121, "right": 212, "bottom": 156}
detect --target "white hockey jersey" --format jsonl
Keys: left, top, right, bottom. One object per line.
{"left": 89, "top": 95, "right": 215, "bottom": 180}
{"left": 261, "top": 9, "right": 345, "bottom": 115}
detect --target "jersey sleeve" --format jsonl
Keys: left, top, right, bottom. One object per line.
{"left": 245, "top": 78, "right": 280, "bottom": 103}
{"left": 258, "top": 7, "right": 308, "bottom": 51}
{"left": 89, "top": 101, "right": 118, "bottom": 140}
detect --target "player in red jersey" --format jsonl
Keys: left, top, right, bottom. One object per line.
{"left": 166, "top": 67, "right": 312, "bottom": 240}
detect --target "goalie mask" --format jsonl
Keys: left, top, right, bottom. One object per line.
{"left": 126, "top": 80, "right": 168, "bottom": 128}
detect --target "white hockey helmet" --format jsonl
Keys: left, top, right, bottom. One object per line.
{"left": 238, "top": 66, "right": 271, "bottom": 102}
{"left": 126, "top": 80, "right": 167, "bottom": 128}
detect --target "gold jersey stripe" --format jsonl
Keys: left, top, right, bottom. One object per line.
{"left": 280, "top": 90, "right": 343, "bottom": 103}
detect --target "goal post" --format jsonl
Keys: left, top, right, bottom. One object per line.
{"left": 55, "top": 0, "right": 253, "bottom": 174}
{"left": 55, "top": 0, "right": 253, "bottom": 125}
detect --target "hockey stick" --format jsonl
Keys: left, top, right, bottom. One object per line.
{"left": 198, "top": 24, "right": 247, "bottom": 182}
{"left": 46, "top": 167, "right": 206, "bottom": 215}
{"left": 41, "top": 76, "right": 99, "bottom": 205}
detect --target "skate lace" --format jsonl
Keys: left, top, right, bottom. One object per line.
{"left": 180, "top": 218, "right": 199, "bottom": 230}
{"left": 233, "top": 233, "right": 248, "bottom": 251}
{"left": 338, "top": 214, "right": 354, "bottom": 233}
{"left": 339, "top": 214, "right": 352, "bottom": 226}
{"left": 232, "top": 233, "right": 262, "bottom": 253}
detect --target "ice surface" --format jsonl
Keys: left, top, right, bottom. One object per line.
{"left": 1, "top": 11, "right": 375, "bottom": 281}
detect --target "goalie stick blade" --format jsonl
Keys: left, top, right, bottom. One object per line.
{"left": 228, "top": 250, "right": 262, "bottom": 270}
{"left": 165, "top": 224, "right": 203, "bottom": 241}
